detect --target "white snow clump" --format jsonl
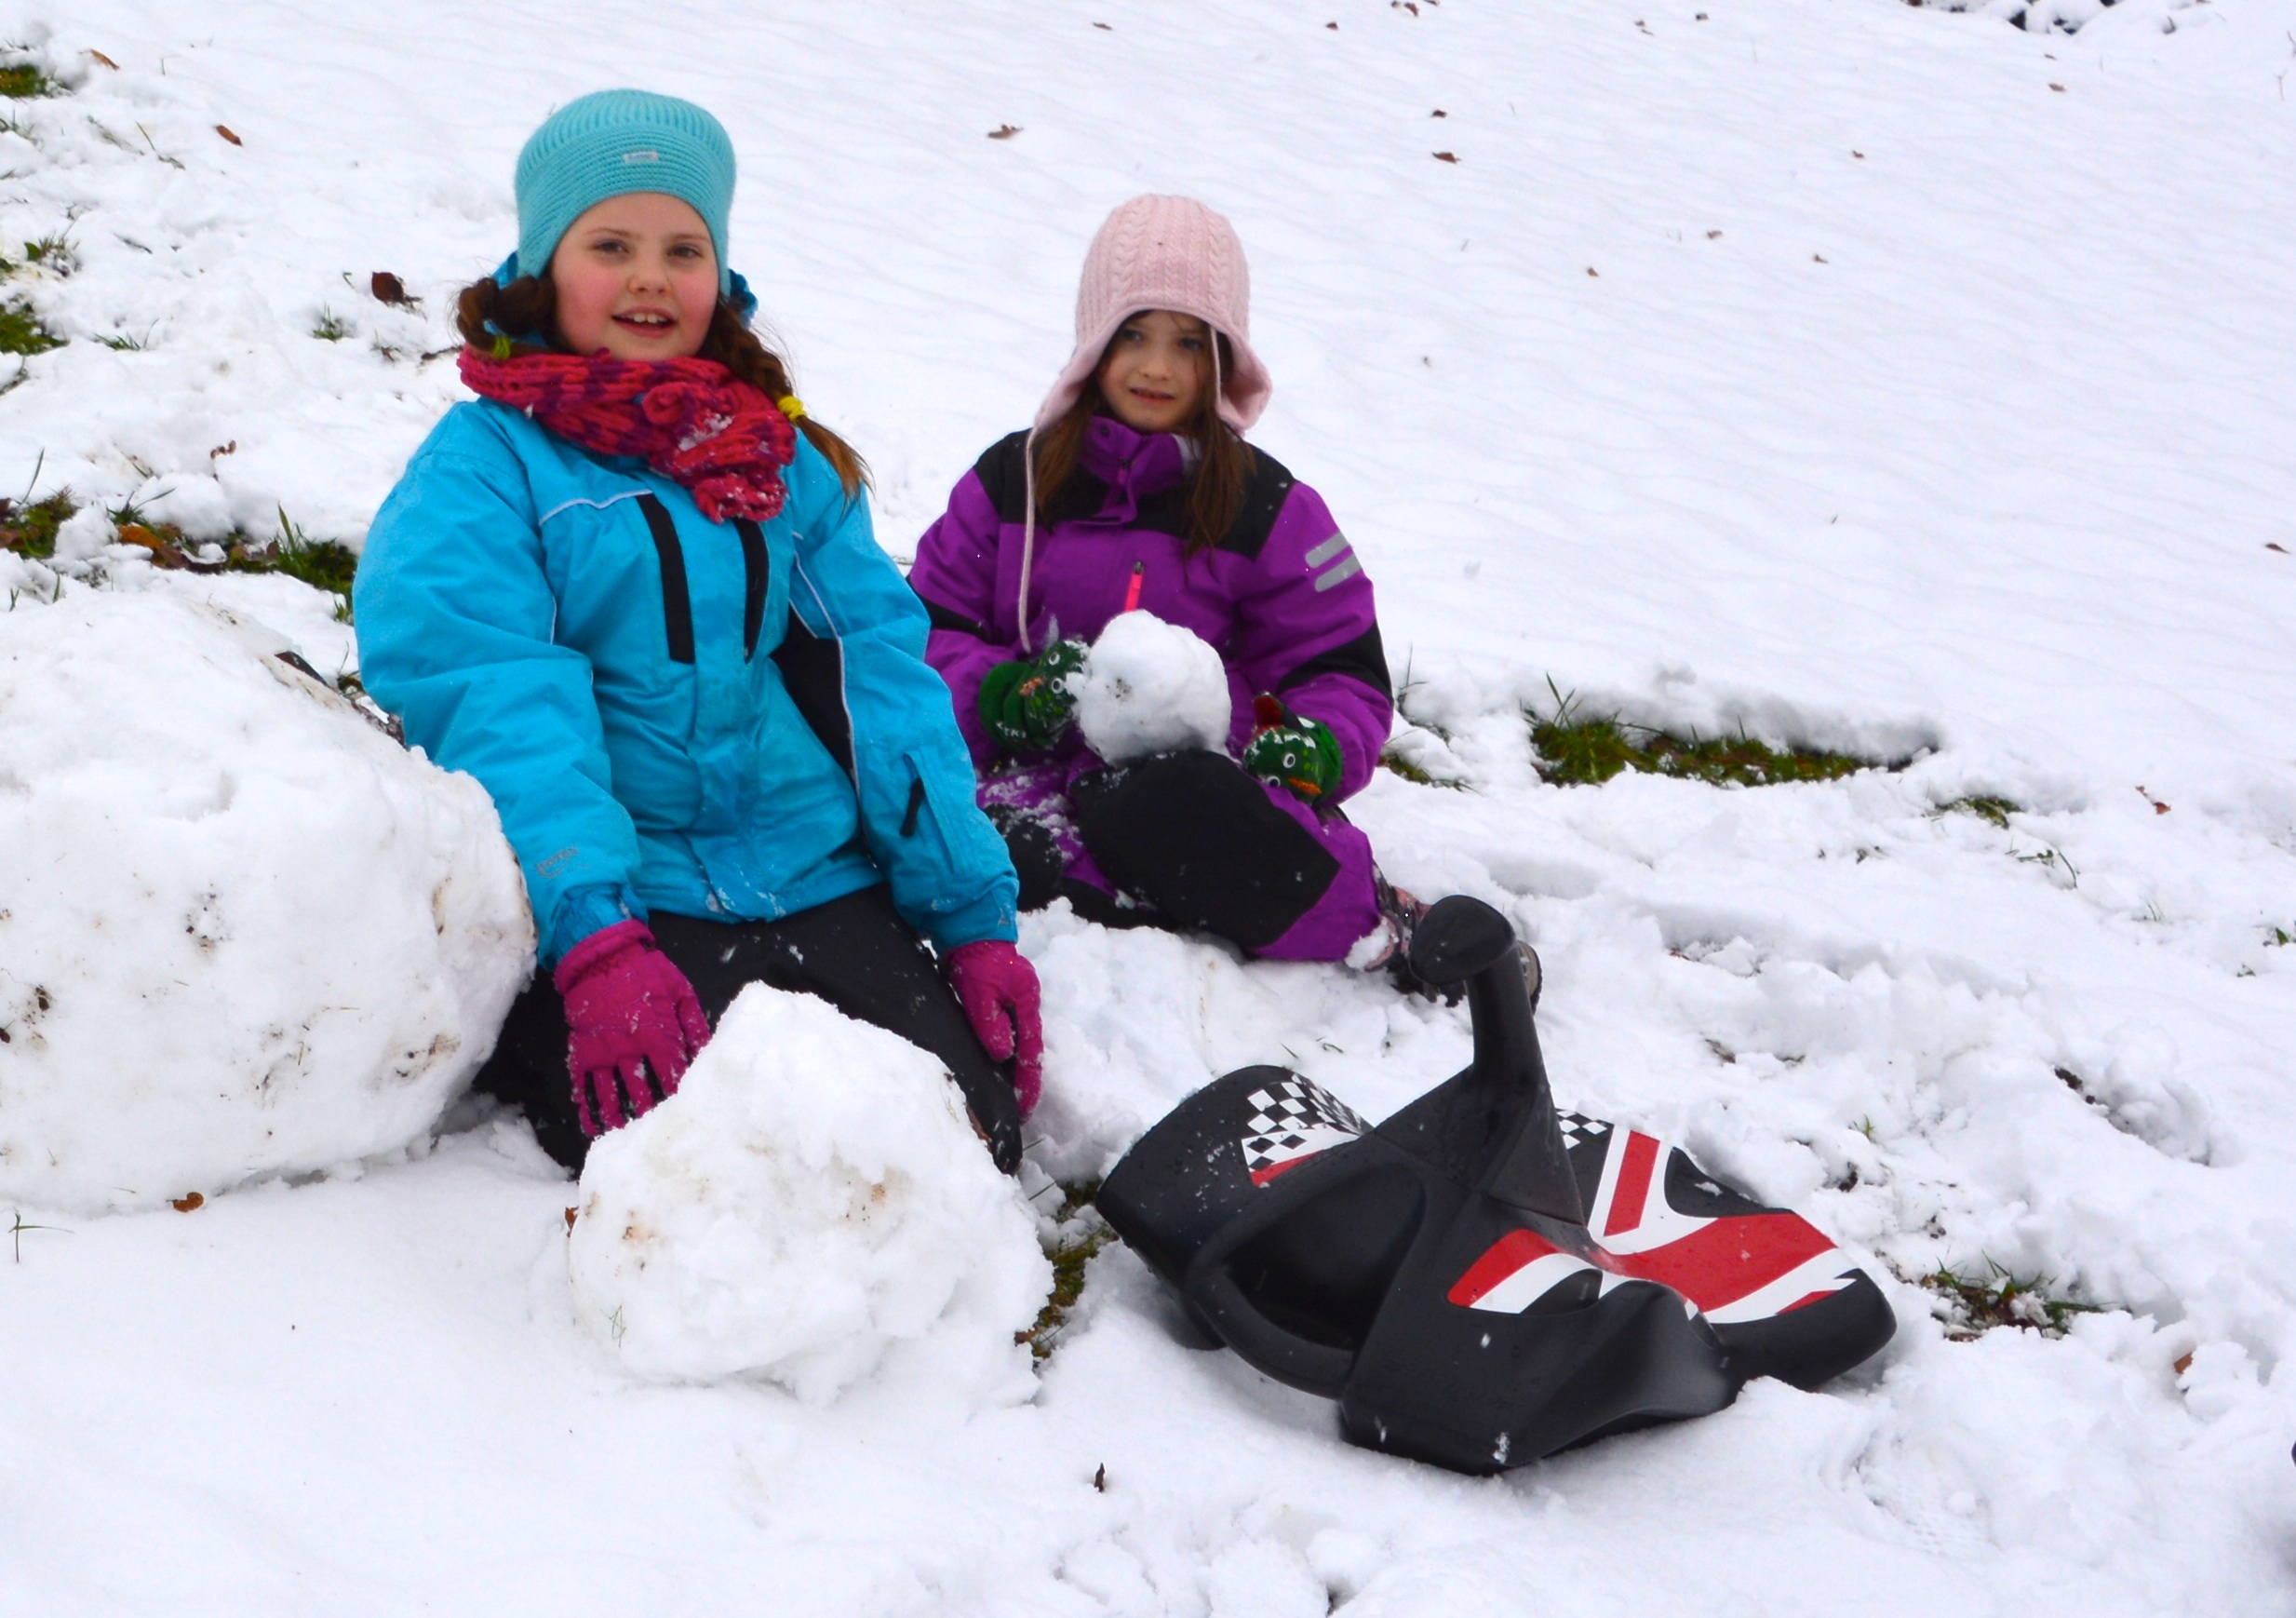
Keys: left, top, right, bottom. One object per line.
{"left": 1073, "top": 610, "right": 1233, "bottom": 764}
{"left": 566, "top": 983, "right": 1051, "bottom": 1404}
{"left": 0, "top": 594, "right": 533, "bottom": 1214}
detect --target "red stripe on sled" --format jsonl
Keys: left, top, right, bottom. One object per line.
{"left": 1607, "top": 1215, "right": 1836, "bottom": 1311}
{"left": 1445, "top": 1227, "right": 1564, "bottom": 1307}
{"left": 1779, "top": 1288, "right": 1837, "bottom": 1315}
{"left": 1605, "top": 1132, "right": 1660, "bottom": 1237}
{"left": 1248, "top": 1155, "right": 1318, "bottom": 1187}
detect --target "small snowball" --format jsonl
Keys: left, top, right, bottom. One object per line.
{"left": 1074, "top": 611, "right": 1233, "bottom": 765}
{"left": 0, "top": 594, "right": 532, "bottom": 1214}
{"left": 567, "top": 984, "right": 1051, "bottom": 1405}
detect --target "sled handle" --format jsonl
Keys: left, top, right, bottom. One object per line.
{"left": 1186, "top": 1258, "right": 1360, "bottom": 1396}
{"left": 1407, "top": 896, "right": 1520, "bottom": 987}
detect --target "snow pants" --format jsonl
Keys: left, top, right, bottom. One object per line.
{"left": 985, "top": 749, "right": 1382, "bottom": 962}
{"left": 475, "top": 884, "right": 1024, "bottom": 1175}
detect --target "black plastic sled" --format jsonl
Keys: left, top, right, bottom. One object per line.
{"left": 1096, "top": 896, "right": 1895, "bottom": 1476}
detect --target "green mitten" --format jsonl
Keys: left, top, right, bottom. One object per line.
{"left": 1245, "top": 694, "right": 1344, "bottom": 802}
{"left": 978, "top": 638, "right": 1088, "bottom": 753}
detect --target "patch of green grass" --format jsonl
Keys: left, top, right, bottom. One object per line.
{"left": 2269, "top": 925, "right": 2293, "bottom": 949}
{"left": 0, "top": 488, "right": 72, "bottom": 559}
{"left": 1378, "top": 745, "right": 1470, "bottom": 789}
{"left": 82, "top": 504, "right": 354, "bottom": 602}
{"left": 310, "top": 307, "right": 352, "bottom": 342}
{"left": 202, "top": 508, "right": 360, "bottom": 616}
{"left": 1018, "top": 1181, "right": 1114, "bottom": 1361}
{"left": 0, "top": 298, "right": 60, "bottom": 356}
{"left": 1922, "top": 1259, "right": 2101, "bottom": 1340}
{"left": 1935, "top": 794, "right": 2020, "bottom": 829}
{"left": 1379, "top": 748, "right": 1437, "bottom": 786}
{"left": 250, "top": 506, "right": 357, "bottom": 593}
{"left": 0, "top": 62, "right": 59, "bottom": 101}
{"left": 1527, "top": 684, "right": 1880, "bottom": 789}
{"left": 97, "top": 328, "right": 149, "bottom": 352}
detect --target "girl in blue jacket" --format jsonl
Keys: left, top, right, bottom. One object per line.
{"left": 356, "top": 91, "right": 1041, "bottom": 1172}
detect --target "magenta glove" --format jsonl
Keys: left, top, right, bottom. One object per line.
{"left": 947, "top": 939, "right": 1045, "bottom": 1118}
{"left": 552, "top": 920, "right": 711, "bottom": 1136}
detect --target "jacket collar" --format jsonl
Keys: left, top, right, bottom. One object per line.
{"left": 1078, "top": 416, "right": 1191, "bottom": 506}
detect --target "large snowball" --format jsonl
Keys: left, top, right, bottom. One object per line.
{"left": 1074, "top": 611, "right": 1233, "bottom": 765}
{"left": 0, "top": 595, "right": 532, "bottom": 1214}
{"left": 566, "top": 984, "right": 1051, "bottom": 1405}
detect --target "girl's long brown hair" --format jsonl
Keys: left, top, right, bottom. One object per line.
{"left": 454, "top": 274, "right": 870, "bottom": 500}
{"left": 1031, "top": 322, "right": 1252, "bottom": 555}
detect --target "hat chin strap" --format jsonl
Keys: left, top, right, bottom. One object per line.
{"left": 1213, "top": 329, "right": 1226, "bottom": 436}
{"left": 1015, "top": 426, "right": 1041, "bottom": 655}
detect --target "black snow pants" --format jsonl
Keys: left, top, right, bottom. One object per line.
{"left": 997, "top": 749, "right": 1344, "bottom": 953}
{"left": 474, "top": 884, "right": 1023, "bottom": 1175}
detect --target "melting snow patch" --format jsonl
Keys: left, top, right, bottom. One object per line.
{"left": 566, "top": 983, "right": 1051, "bottom": 1404}
{"left": 0, "top": 593, "right": 530, "bottom": 1214}
{"left": 1073, "top": 611, "right": 1232, "bottom": 765}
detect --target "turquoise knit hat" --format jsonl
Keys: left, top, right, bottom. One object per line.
{"left": 513, "top": 89, "right": 736, "bottom": 295}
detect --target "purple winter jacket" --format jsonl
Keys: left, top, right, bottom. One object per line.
{"left": 908, "top": 417, "right": 1392, "bottom": 797}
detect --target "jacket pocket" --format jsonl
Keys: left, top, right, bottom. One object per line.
{"left": 898, "top": 748, "right": 1011, "bottom": 910}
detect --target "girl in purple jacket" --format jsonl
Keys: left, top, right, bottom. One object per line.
{"left": 909, "top": 196, "right": 1431, "bottom": 988}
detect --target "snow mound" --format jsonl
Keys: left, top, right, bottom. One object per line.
{"left": 1073, "top": 611, "right": 1233, "bottom": 765}
{"left": 566, "top": 984, "right": 1051, "bottom": 1404}
{"left": 0, "top": 594, "right": 531, "bottom": 1215}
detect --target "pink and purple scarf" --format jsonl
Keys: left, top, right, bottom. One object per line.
{"left": 460, "top": 347, "right": 798, "bottom": 523}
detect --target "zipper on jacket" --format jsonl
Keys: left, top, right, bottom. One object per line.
{"left": 733, "top": 518, "right": 769, "bottom": 658}
{"left": 900, "top": 776, "right": 926, "bottom": 837}
{"left": 635, "top": 494, "right": 696, "bottom": 665}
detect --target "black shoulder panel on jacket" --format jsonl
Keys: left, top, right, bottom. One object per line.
{"left": 1275, "top": 620, "right": 1393, "bottom": 703}
{"left": 915, "top": 587, "right": 989, "bottom": 640}
{"left": 973, "top": 430, "right": 1034, "bottom": 524}
{"left": 1214, "top": 448, "right": 1297, "bottom": 560}
{"left": 975, "top": 428, "right": 1119, "bottom": 529}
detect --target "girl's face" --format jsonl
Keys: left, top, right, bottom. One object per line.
{"left": 1097, "top": 309, "right": 1211, "bottom": 435}
{"left": 548, "top": 192, "right": 718, "bottom": 361}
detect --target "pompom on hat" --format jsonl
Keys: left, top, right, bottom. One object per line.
{"left": 512, "top": 89, "right": 738, "bottom": 296}
{"left": 1034, "top": 195, "right": 1272, "bottom": 432}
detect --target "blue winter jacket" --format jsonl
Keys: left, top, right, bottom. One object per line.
{"left": 356, "top": 400, "right": 1018, "bottom": 965}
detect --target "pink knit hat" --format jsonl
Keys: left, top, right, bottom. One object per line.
{"left": 1034, "top": 195, "right": 1272, "bottom": 433}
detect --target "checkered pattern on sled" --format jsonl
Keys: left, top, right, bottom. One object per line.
{"left": 1554, "top": 1111, "right": 1611, "bottom": 1155}
{"left": 1241, "top": 1076, "right": 1371, "bottom": 1182}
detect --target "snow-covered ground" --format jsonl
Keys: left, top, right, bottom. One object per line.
{"left": 5, "top": 0, "right": 2296, "bottom": 1611}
